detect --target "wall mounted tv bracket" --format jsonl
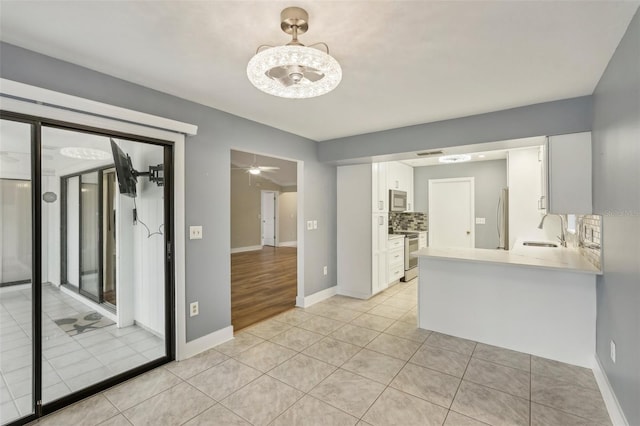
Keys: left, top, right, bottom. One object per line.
{"left": 134, "top": 165, "right": 164, "bottom": 187}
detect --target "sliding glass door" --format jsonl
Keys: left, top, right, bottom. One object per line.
{"left": 0, "top": 113, "right": 175, "bottom": 425}
{"left": 0, "top": 118, "right": 35, "bottom": 424}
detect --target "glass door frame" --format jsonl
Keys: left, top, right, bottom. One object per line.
{"left": 0, "top": 110, "right": 176, "bottom": 425}
{"left": 60, "top": 165, "right": 111, "bottom": 304}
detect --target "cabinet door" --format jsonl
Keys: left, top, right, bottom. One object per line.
{"left": 538, "top": 145, "right": 547, "bottom": 213}
{"left": 406, "top": 166, "right": 414, "bottom": 212}
{"left": 548, "top": 132, "right": 592, "bottom": 214}
{"left": 372, "top": 163, "right": 388, "bottom": 212}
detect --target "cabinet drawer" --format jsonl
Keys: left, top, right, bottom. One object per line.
{"left": 387, "top": 238, "right": 404, "bottom": 250}
{"left": 388, "top": 265, "right": 404, "bottom": 282}
{"left": 388, "top": 248, "right": 404, "bottom": 264}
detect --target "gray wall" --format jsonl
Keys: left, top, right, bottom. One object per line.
{"left": 592, "top": 8, "right": 640, "bottom": 425}
{"left": 414, "top": 160, "right": 507, "bottom": 249}
{"left": 318, "top": 97, "right": 592, "bottom": 163}
{"left": 0, "top": 42, "right": 337, "bottom": 342}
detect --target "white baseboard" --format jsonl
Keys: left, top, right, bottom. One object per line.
{"left": 296, "top": 285, "right": 337, "bottom": 308}
{"left": 230, "top": 245, "right": 262, "bottom": 254}
{"left": 592, "top": 354, "right": 628, "bottom": 426}
{"left": 278, "top": 241, "right": 297, "bottom": 248}
{"left": 336, "top": 287, "right": 370, "bottom": 300}
{"left": 179, "top": 325, "right": 234, "bottom": 360}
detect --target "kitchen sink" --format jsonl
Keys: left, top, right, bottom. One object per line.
{"left": 522, "top": 241, "right": 558, "bottom": 248}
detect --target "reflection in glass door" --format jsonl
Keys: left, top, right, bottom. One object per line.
{"left": 41, "top": 126, "right": 169, "bottom": 405}
{"left": 0, "top": 113, "right": 174, "bottom": 424}
{"left": 80, "top": 171, "right": 101, "bottom": 302}
{"left": 0, "top": 118, "right": 35, "bottom": 424}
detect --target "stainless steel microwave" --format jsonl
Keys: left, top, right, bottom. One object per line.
{"left": 389, "top": 190, "right": 407, "bottom": 212}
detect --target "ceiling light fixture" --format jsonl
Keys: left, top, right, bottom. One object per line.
{"left": 249, "top": 167, "right": 261, "bottom": 175}
{"left": 247, "top": 7, "right": 342, "bottom": 99}
{"left": 60, "top": 147, "right": 110, "bottom": 160}
{"left": 439, "top": 154, "right": 472, "bottom": 164}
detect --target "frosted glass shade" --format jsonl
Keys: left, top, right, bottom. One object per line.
{"left": 247, "top": 45, "right": 342, "bottom": 99}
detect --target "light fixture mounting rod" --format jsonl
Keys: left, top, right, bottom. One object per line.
{"left": 280, "top": 7, "right": 309, "bottom": 35}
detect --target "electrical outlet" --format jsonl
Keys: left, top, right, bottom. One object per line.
{"left": 190, "top": 301, "right": 199, "bottom": 317}
{"left": 323, "top": 266, "right": 327, "bottom": 275}
{"left": 189, "top": 226, "right": 203, "bottom": 240}
{"left": 307, "top": 221, "right": 313, "bottom": 230}
{"left": 610, "top": 340, "right": 616, "bottom": 363}
{"left": 313, "top": 220, "right": 318, "bottom": 229}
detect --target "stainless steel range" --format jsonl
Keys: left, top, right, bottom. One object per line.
{"left": 394, "top": 231, "right": 419, "bottom": 281}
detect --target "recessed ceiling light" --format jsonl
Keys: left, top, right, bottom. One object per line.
{"left": 439, "top": 154, "right": 471, "bottom": 164}
{"left": 479, "top": 154, "right": 486, "bottom": 158}
{"left": 60, "top": 147, "right": 111, "bottom": 160}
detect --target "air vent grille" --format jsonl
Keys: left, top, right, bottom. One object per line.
{"left": 416, "top": 150, "right": 443, "bottom": 157}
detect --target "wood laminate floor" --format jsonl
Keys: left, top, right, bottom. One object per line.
{"left": 231, "top": 246, "right": 297, "bottom": 331}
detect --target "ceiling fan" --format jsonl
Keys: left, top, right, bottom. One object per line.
{"left": 232, "top": 154, "right": 280, "bottom": 175}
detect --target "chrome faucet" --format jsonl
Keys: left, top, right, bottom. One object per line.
{"left": 538, "top": 214, "right": 567, "bottom": 247}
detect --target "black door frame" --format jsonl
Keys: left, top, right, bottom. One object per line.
{"left": 0, "top": 110, "right": 176, "bottom": 426}
{"left": 60, "top": 165, "right": 110, "bottom": 303}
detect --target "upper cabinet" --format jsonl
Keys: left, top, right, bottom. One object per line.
{"left": 387, "top": 162, "right": 414, "bottom": 212}
{"left": 372, "top": 162, "right": 388, "bottom": 212}
{"left": 547, "top": 132, "right": 592, "bottom": 214}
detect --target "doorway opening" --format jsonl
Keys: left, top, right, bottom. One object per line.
{"left": 230, "top": 149, "right": 298, "bottom": 331}
{"left": 261, "top": 190, "right": 277, "bottom": 247}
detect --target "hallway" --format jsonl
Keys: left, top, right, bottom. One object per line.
{"left": 231, "top": 247, "right": 297, "bottom": 331}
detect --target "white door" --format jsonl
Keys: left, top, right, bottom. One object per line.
{"left": 261, "top": 191, "right": 277, "bottom": 246}
{"left": 428, "top": 178, "right": 475, "bottom": 248}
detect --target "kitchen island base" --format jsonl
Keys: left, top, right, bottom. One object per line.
{"left": 418, "top": 257, "right": 596, "bottom": 367}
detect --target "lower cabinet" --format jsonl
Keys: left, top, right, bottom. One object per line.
{"left": 387, "top": 236, "right": 405, "bottom": 284}
{"left": 418, "top": 232, "right": 427, "bottom": 249}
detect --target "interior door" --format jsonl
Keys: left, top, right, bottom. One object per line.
{"left": 428, "top": 177, "right": 475, "bottom": 248}
{"left": 261, "top": 191, "right": 276, "bottom": 246}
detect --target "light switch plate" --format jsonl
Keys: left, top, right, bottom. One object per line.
{"left": 313, "top": 220, "right": 318, "bottom": 229}
{"left": 307, "top": 221, "right": 313, "bottom": 230}
{"left": 475, "top": 218, "right": 486, "bottom": 225}
{"left": 189, "top": 226, "right": 203, "bottom": 239}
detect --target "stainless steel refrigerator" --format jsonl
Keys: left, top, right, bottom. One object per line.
{"left": 497, "top": 187, "right": 509, "bottom": 250}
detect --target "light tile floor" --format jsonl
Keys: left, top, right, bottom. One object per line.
{"left": 1, "top": 284, "right": 164, "bottom": 424}
{"left": 24, "top": 279, "right": 611, "bottom": 426}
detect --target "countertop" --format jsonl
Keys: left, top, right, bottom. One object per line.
{"left": 388, "top": 234, "right": 405, "bottom": 240}
{"left": 417, "top": 240, "right": 601, "bottom": 275}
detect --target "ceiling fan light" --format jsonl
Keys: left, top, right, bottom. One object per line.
{"left": 248, "top": 46, "right": 341, "bottom": 99}
{"left": 249, "top": 167, "right": 261, "bottom": 175}
{"left": 60, "top": 147, "right": 111, "bottom": 160}
{"left": 247, "top": 7, "right": 341, "bottom": 99}
{"left": 439, "top": 154, "right": 472, "bottom": 164}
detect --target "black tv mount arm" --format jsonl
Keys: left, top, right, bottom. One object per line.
{"left": 133, "top": 164, "right": 164, "bottom": 187}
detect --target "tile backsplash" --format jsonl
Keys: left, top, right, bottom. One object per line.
{"left": 390, "top": 212, "right": 428, "bottom": 232}
{"left": 579, "top": 214, "right": 602, "bottom": 270}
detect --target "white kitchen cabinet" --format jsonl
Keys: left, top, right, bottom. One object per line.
{"left": 387, "top": 235, "right": 405, "bottom": 284}
{"left": 372, "top": 162, "right": 388, "bottom": 212}
{"left": 538, "top": 145, "right": 547, "bottom": 213}
{"left": 418, "top": 231, "right": 427, "bottom": 249}
{"left": 547, "top": 132, "right": 592, "bottom": 214}
{"left": 386, "top": 161, "right": 414, "bottom": 211}
{"left": 337, "top": 164, "right": 389, "bottom": 299}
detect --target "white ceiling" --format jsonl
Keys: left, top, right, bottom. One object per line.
{"left": 0, "top": 1, "right": 638, "bottom": 142}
